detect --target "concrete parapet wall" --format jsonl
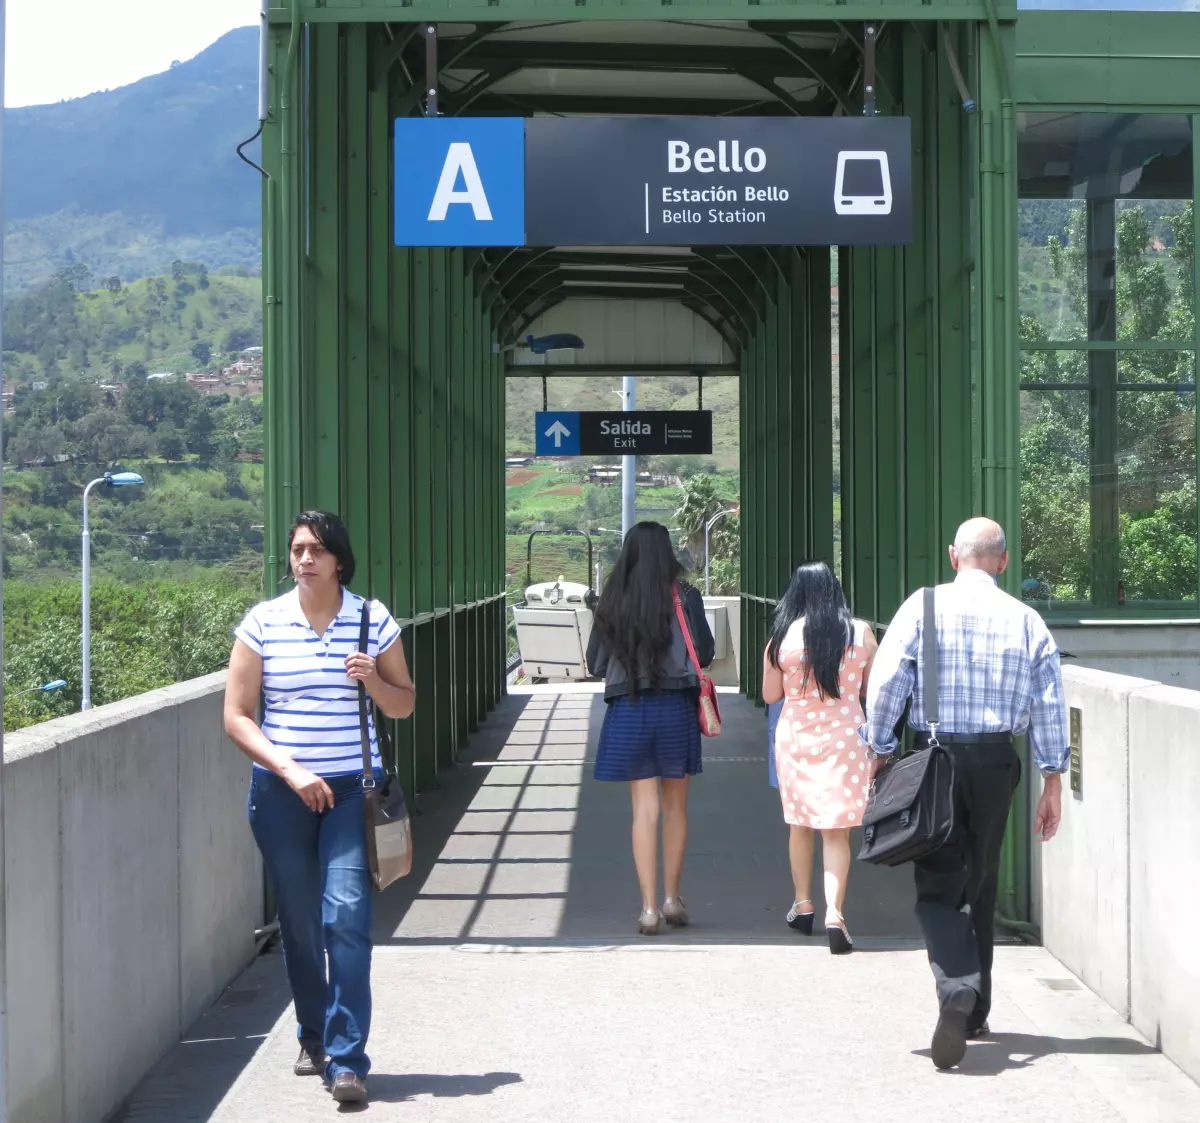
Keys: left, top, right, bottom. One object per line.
{"left": 3, "top": 674, "right": 263, "bottom": 1123}
{"left": 1127, "top": 684, "right": 1200, "bottom": 1079}
{"left": 1042, "top": 666, "right": 1200, "bottom": 1085}
{"left": 1051, "top": 622, "right": 1200, "bottom": 690}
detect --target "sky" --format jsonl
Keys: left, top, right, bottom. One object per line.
{"left": 5, "top": 0, "right": 258, "bottom": 108}
{"left": 4, "top": 0, "right": 1200, "bottom": 107}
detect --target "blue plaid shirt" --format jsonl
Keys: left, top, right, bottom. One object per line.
{"left": 859, "top": 570, "right": 1070, "bottom": 775}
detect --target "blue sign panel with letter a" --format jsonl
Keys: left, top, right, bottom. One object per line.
{"left": 394, "top": 118, "right": 525, "bottom": 247}
{"left": 535, "top": 412, "right": 582, "bottom": 458}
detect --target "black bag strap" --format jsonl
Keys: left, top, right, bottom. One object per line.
{"left": 357, "top": 601, "right": 376, "bottom": 791}
{"left": 923, "top": 586, "right": 940, "bottom": 744}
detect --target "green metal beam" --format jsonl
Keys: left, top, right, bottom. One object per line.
{"left": 455, "top": 95, "right": 799, "bottom": 118}
{"left": 506, "top": 363, "right": 739, "bottom": 376}
{"left": 270, "top": 4, "right": 1018, "bottom": 25}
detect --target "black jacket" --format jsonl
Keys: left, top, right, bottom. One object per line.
{"left": 586, "top": 582, "right": 716, "bottom": 702}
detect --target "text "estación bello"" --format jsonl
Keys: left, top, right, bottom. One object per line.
{"left": 661, "top": 139, "right": 787, "bottom": 226}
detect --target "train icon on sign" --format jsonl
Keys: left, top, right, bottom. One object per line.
{"left": 834, "top": 151, "right": 893, "bottom": 216}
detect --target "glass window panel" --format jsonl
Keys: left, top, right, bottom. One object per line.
{"left": 1020, "top": 388, "right": 1091, "bottom": 605}
{"left": 1118, "top": 391, "right": 1197, "bottom": 604}
{"left": 1019, "top": 342, "right": 1087, "bottom": 386}
{"left": 1117, "top": 348, "right": 1195, "bottom": 387}
{"left": 1018, "top": 113, "right": 1192, "bottom": 203}
{"left": 1019, "top": 200, "right": 1086, "bottom": 340}
{"left": 1116, "top": 201, "right": 1194, "bottom": 343}
{"left": 1018, "top": 114, "right": 1194, "bottom": 344}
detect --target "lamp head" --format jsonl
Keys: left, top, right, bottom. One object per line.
{"left": 42, "top": 680, "right": 68, "bottom": 692}
{"left": 106, "top": 472, "right": 145, "bottom": 487}
{"left": 525, "top": 333, "right": 584, "bottom": 355}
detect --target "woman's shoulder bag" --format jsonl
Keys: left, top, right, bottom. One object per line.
{"left": 857, "top": 587, "right": 956, "bottom": 866}
{"left": 358, "top": 600, "right": 413, "bottom": 891}
{"left": 673, "top": 583, "right": 722, "bottom": 737}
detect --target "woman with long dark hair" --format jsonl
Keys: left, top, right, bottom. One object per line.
{"left": 586, "top": 521, "right": 715, "bottom": 934}
{"left": 762, "top": 560, "right": 877, "bottom": 954}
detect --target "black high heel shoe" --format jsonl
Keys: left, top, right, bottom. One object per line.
{"left": 826, "top": 915, "right": 854, "bottom": 955}
{"left": 786, "top": 900, "right": 815, "bottom": 935}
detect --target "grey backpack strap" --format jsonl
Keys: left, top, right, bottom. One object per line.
{"left": 923, "top": 586, "right": 939, "bottom": 744}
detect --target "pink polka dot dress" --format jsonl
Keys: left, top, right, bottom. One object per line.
{"left": 774, "top": 619, "right": 875, "bottom": 831}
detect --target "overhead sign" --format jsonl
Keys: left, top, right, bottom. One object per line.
{"left": 525, "top": 117, "right": 910, "bottom": 246}
{"left": 535, "top": 411, "right": 713, "bottom": 458}
{"left": 394, "top": 117, "right": 910, "bottom": 248}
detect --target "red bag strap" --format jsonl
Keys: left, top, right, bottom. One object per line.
{"left": 672, "top": 584, "right": 702, "bottom": 675}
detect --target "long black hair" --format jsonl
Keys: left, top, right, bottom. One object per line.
{"left": 592, "top": 521, "right": 684, "bottom": 694}
{"left": 287, "top": 510, "right": 356, "bottom": 585}
{"left": 767, "top": 560, "right": 853, "bottom": 700}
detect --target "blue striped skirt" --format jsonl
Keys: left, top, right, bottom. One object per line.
{"left": 594, "top": 691, "right": 702, "bottom": 782}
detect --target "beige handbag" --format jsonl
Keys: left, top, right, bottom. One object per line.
{"left": 357, "top": 602, "right": 413, "bottom": 890}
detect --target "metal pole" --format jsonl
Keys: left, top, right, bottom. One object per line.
{"left": 257, "top": 0, "right": 270, "bottom": 122}
{"left": 704, "top": 508, "right": 734, "bottom": 597}
{"left": 81, "top": 479, "right": 102, "bottom": 711}
{"left": 423, "top": 24, "right": 438, "bottom": 118}
{"left": 705, "top": 520, "right": 712, "bottom": 596}
{"left": 0, "top": 0, "right": 8, "bottom": 1112}
{"left": 621, "top": 376, "right": 636, "bottom": 538}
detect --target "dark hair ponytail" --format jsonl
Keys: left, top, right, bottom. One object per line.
{"left": 767, "top": 560, "right": 852, "bottom": 700}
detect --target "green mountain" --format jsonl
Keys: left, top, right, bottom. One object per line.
{"left": 3, "top": 264, "right": 262, "bottom": 384}
{"left": 4, "top": 27, "right": 261, "bottom": 293}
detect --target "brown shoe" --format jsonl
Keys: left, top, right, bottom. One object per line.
{"left": 294, "top": 1044, "right": 324, "bottom": 1077}
{"left": 330, "top": 1073, "right": 367, "bottom": 1103}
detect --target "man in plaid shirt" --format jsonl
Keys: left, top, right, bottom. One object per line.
{"left": 862, "top": 517, "right": 1069, "bottom": 1071}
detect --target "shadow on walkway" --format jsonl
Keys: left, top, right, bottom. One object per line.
{"left": 375, "top": 688, "right": 921, "bottom": 946}
{"left": 914, "top": 1032, "right": 1162, "bottom": 1076}
{"left": 109, "top": 953, "right": 294, "bottom": 1123}
{"left": 335, "top": 1071, "right": 523, "bottom": 1106}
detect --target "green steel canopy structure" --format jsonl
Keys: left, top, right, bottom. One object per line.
{"left": 257, "top": 1, "right": 1200, "bottom": 926}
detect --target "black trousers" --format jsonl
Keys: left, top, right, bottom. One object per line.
{"left": 912, "top": 740, "right": 1021, "bottom": 1026}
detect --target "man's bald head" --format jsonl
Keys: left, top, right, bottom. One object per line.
{"left": 950, "top": 517, "right": 1009, "bottom": 575}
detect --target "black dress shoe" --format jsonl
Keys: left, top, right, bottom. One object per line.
{"left": 330, "top": 1073, "right": 367, "bottom": 1103}
{"left": 931, "top": 987, "right": 977, "bottom": 1070}
{"left": 293, "top": 1044, "right": 324, "bottom": 1077}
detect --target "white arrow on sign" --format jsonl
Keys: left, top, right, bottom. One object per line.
{"left": 544, "top": 420, "right": 572, "bottom": 448}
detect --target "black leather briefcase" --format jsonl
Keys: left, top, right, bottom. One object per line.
{"left": 858, "top": 587, "right": 957, "bottom": 867}
{"left": 858, "top": 741, "right": 955, "bottom": 866}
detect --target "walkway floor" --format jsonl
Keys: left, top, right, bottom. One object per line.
{"left": 117, "top": 688, "right": 1200, "bottom": 1122}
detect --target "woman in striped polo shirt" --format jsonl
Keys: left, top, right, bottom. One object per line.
{"left": 224, "top": 511, "right": 415, "bottom": 1105}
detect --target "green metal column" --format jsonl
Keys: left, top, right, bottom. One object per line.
{"left": 807, "top": 246, "right": 835, "bottom": 566}
{"left": 261, "top": 21, "right": 510, "bottom": 807}
{"left": 840, "top": 22, "right": 978, "bottom": 627}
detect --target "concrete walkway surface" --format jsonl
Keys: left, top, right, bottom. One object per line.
{"left": 114, "top": 689, "right": 1200, "bottom": 1122}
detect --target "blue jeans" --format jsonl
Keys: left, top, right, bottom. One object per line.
{"left": 248, "top": 767, "right": 382, "bottom": 1082}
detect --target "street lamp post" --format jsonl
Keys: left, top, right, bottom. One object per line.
{"left": 704, "top": 508, "right": 736, "bottom": 596}
{"left": 81, "top": 472, "right": 144, "bottom": 710}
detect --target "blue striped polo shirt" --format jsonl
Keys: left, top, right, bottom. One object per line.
{"left": 235, "top": 587, "right": 403, "bottom": 777}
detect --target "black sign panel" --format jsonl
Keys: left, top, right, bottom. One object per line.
{"left": 551, "top": 411, "right": 711, "bottom": 456}
{"left": 525, "top": 116, "right": 911, "bottom": 247}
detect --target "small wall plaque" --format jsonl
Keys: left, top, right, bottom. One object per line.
{"left": 1069, "top": 706, "right": 1082, "bottom": 798}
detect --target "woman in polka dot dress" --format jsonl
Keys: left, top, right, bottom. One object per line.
{"left": 762, "top": 561, "right": 877, "bottom": 954}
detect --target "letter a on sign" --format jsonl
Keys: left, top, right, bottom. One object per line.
{"left": 428, "top": 143, "right": 493, "bottom": 221}
{"left": 395, "top": 118, "right": 525, "bottom": 247}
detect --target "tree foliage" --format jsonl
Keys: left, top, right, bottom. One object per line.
{"left": 3, "top": 576, "right": 258, "bottom": 732}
